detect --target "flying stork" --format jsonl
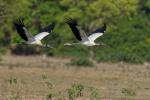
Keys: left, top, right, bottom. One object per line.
{"left": 65, "top": 18, "right": 108, "bottom": 47}
{"left": 13, "top": 19, "right": 55, "bottom": 47}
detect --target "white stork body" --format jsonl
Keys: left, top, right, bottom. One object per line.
{"left": 26, "top": 39, "right": 43, "bottom": 46}
{"left": 14, "top": 19, "right": 55, "bottom": 47}
{"left": 26, "top": 32, "right": 50, "bottom": 46}
{"left": 65, "top": 18, "right": 107, "bottom": 47}
{"left": 64, "top": 38, "right": 101, "bottom": 47}
{"left": 83, "top": 41, "right": 95, "bottom": 46}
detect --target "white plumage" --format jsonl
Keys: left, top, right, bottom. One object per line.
{"left": 34, "top": 32, "right": 50, "bottom": 41}
{"left": 88, "top": 32, "right": 103, "bottom": 42}
{"left": 14, "top": 19, "right": 55, "bottom": 47}
{"left": 65, "top": 18, "right": 107, "bottom": 47}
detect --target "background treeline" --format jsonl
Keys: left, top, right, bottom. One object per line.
{"left": 0, "top": 0, "right": 150, "bottom": 63}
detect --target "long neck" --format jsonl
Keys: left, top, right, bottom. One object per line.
{"left": 96, "top": 43, "right": 110, "bottom": 47}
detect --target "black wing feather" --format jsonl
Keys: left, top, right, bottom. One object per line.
{"left": 13, "top": 19, "right": 28, "bottom": 41}
{"left": 40, "top": 22, "right": 55, "bottom": 33}
{"left": 66, "top": 18, "right": 82, "bottom": 41}
{"left": 92, "top": 23, "right": 107, "bottom": 34}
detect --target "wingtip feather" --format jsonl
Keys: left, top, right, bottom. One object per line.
{"left": 13, "top": 18, "right": 25, "bottom": 27}
{"left": 65, "top": 18, "right": 78, "bottom": 26}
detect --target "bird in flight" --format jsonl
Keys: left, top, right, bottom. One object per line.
{"left": 65, "top": 18, "right": 108, "bottom": 47}
{"left": 13, "top": 19, "right": 55, "bottom": 48}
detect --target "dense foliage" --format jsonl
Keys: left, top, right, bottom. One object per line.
{"left": 0, "top": 0, "right": 150, "bottom": 63}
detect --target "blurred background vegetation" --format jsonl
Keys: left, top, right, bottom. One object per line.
{"left": 0, "top": 0, "right": 150, "bottom": 63}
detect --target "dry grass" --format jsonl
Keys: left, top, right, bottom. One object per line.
{"left": 0, "top": 55, "right": 150, "bottom": 100}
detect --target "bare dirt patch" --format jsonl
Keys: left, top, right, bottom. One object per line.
{"left": 0, "top": 55, "right": 150, "bottom": 99}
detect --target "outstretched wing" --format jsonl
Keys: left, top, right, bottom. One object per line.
{"left": 77, "top": 26, "right": 89, "bottom": 42}
{"left": 66, "top": 18, "right": 87, "bottom": 41}
{"left": 13, "top": 19, "right": 30, "bottom": 41}
{"left": 34, "top": 32, "right": 49, "bottom": 41}
{"left": 40, "top": 22, "right": 55, "bottom": 33}
{"left": 34, "top": 23, "right": 55, "bottom": 40}
{"left": 88, "top": 24, "right": 106, "bottom": 42}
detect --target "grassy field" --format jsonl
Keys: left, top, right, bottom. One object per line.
{"left": 0, "top": 55, "right": 150, "bottom": 100}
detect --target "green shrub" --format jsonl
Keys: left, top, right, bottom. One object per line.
{"left": 8, "top": 77, "right": 17, "bottom": 85}
{"left": 67, "top": 84, "right": 84, "bottom": 100}
{"left": 68, "top": 57, "right": 94, "bottom": 67}
{"left": 42, "top": 74, "right": 48, "bottom": 80}
{"left": 122, "top": 88, "right": 136, "bottom": 96}
{"left": 0, "top": 0, "right": 150, "bottom": 64}
{"left": 89, "top": 87, "right": 100, "bottom": 100}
